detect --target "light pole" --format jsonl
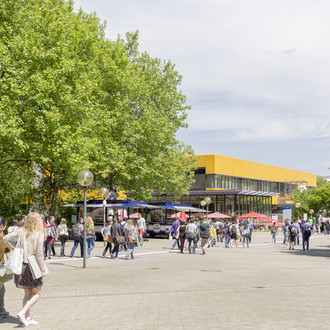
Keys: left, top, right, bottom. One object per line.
{"left": 309, "top": 209, "right": 314, "bottom": 227}
{"left": 99, "top": 187, "right": 109, "bottom": 246}
{"left": 77, "top": 170, "right": 94, "bottom": 268}
{"left": 204, "top": 197, "right": 211, "bottom": 220}
{"left": 295, "top": 202, "right": 301, "bottom": 221}
{"left": 200, "top": 200, "right": 206, "bottom": 218}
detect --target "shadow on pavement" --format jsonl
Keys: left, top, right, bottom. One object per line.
{"left": 0, "top": 315, "right": 21, "bottom": 327}
{"left": 280, "top": 247, "right": 330, "bottom": 259}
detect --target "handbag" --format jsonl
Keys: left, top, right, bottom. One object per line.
{"left": 0, "top": 262, "right": 13, "bottom": 284}
{"left": 128, "top": 235, "right": 137, "bottom": 244}
{"left": 115, "top": 236, "right": 125, "bottom": 245}
{"left": 27, "top": 255, "right": 49, "bottom": 280}
{"left": 104, "top": 235, "right": 113, "bottom": 244}
{"left": 6, "top": 237, "right": 23, "bottom": 275}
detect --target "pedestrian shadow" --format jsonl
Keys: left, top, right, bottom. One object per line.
{"left": 0, "top": 315, "right": 21, "bottom": 327}
{"left": 280, "top": 247, "right": 330, "bottom": 259}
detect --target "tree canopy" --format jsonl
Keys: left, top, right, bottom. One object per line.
{"left": 0, "top": 0, "right": 196, "bottom": 217}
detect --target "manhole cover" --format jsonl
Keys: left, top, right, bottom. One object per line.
{"left": 200, "top": 270, "right": 222, "bottom": 272}
{"left": 255, "top": 286, "right": 265, "bottom": 289}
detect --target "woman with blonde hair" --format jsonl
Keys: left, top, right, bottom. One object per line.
{"left": 2, "top": 212, "right": 46, "bottom": 326}
{"left": 125, "top": 220, "right": 137, "bottom": 260}
{"left": 86, "top": 216, "right": 96, "bottom": 257}
{"left": 57, "top": 218, "right": 69, "bottom": 257}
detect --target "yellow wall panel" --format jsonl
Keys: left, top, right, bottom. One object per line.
{"left": 197, "top": 154, "right": 316, "bottom": 187}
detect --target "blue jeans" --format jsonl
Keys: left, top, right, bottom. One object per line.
{"left": 172, "top": 238, "right": 180, "bottom": 249}
{"left": 70, "top": 237, "right": 83, "bottom": 257}
{"left": 127, "top": 243, "right": 135, "bottom": 258}
{"left": 242, "top": 234, "right": 249, "bottom": 248}
{"left": 86, "top": 237, "right": 95, "bottom": 256}
{"left": 188, "top": 237, "right": 197, "bottom": 253}
{"left": 112, "top": 244, "right": 119, "bottom": 258}
{"left": 225, "top": 234, "right": 231, "bottom": 247}
{"left": 272, "top": 233, "right": 277, "bottom": 243}
{"left": 303, "top": 236, "right": 310, "bottom": 250}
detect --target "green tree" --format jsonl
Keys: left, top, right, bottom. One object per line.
{"left": 0, "top": 3, "right": 196, "bottom": 215}
{"left": 90, "top": 31, "right": 196, "bottom": 200}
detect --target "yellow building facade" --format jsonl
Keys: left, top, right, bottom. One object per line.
{"left": 175, "top": 154, "right": 316, "bottom": 217}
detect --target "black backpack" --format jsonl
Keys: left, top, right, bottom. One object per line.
{"left": 304, "top": 227, "right": 311, "bottom": 238}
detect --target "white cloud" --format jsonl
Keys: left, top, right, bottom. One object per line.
{"left": 74, "top": 0, "right": 330, "bottom": 173}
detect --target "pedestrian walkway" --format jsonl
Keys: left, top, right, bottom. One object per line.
{"left": 2, "top": 233, "right": 330, "bottom": 329}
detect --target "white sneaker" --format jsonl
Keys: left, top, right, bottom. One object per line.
{"left": 27, "top": 318, "right": 39, "bottom": 326}
{"left": 17, "top": 311, "right": 29, "bottom": 326}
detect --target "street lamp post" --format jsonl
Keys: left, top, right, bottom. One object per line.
{"left": 295, "top": 202, "right": 301, "bottom": 221}
{"left": 99, "top": 187, "right": 109, "bottom": 241}
{"left": 203, "top": 197, "right": 211, "bottom": 220}
{"left": 309, "top": 209, "right": 314, "bottom": 228}
{"left": 77, "top": 170, "right": 94, "bottom": 268}
{"left": 200, "top": 200, "right": 206, "bottom": 218}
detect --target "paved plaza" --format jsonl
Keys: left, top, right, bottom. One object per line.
{"left": 1, "top": 232, "right": 330, "bottom": 329}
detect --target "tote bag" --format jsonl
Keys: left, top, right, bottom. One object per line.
{"left": 5, "top": 236, "right": 23, "bottom": 275}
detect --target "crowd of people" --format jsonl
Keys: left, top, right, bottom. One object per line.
{"left": 0, "top": 210, "right": 318, "bottom": 327}
{"left": 169, "top": 217, "right": 256, "bottom": 254}
{"left": 169, "top": 216, "right": 314, "bottom": 254}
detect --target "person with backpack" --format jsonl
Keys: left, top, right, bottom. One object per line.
{"left": 247, "top": 219, "right": 254, "bottom": 243}
{"left": 49, "top": 216, "right": 57, "bottom": 256}
{"left": 45, "top": 218, "right": 56, "bottom": 259}
{"left": 241, "top": 222, "right": 250, "bottom": 248}
{"left": 57, "top": 218, "right": 69, "bottom": 257}
{"left": 288, "top": 221, "right": 297, "bottom": 250}
{"left": 294, "top": 220, "right": 301, "bottom": 245}
{"left": 223, "top": 222, "right": 231, "bottom": 248}
{"left": 70, "top": 218, "right": 84, "bottom": 258}
{"left": 86, "top": 216, "right": 96, "bottom": 257}
{"left": 230, "top": 222, "right": 238, "bottom": 248}
{"left": 185, "top": 219, "right": 197, "bottom": 254}
{"left": 199, "top": 218, "right": 210, "bottom": 255}
{"left": 270, "top": 223, "right": 277, "bottom": 244}
{"left": 178, "top": 221, "right": 186, "bottom": 253}
{"left": 301, "top": 220, "right": 312, "bottom": 251}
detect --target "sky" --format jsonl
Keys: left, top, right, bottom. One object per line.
{"left": 73, "top": 0, "right": 330, "bottom": 176}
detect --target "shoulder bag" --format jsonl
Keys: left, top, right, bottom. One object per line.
{"left": 5, "top": 235, "right": 23, "bottom": 275}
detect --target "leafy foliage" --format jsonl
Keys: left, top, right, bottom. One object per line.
{"left": 0, "top": 1, "right": 196, "bottom": 216}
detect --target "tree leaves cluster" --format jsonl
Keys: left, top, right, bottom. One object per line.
{"left": 291, "top": 177, "right": 330, "bottom": 220}
{"left": 0, "top": 0, "right": 196, "bottom": 217}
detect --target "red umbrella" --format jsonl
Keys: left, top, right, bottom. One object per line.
{"left": 170, "top": 212, "right": 181, "bottom": 218}
{"left": 241, "top": 212, "right": 266, "bottom": 218}
{"left": 128, "top": 212, "right": 140, "bottom": 219}
{"left": 207, "top": 212, "right": 232, "bottom": 219}
{"left": 255, "top": 217, "right": 275, "bottom": 222}
{"left": 275, "top": 222, "right": 283, "bottom": 227}
{"left": 192, "top": 212, "right": 206, "bottom": 218}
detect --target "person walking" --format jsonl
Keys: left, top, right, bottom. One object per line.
{"left": 294, "top": 220, "right": 301, "bottom": 245}
{"left": 283, "top": 221, "right": 289, "bottom": 245}
{"left": 101, "top": 220, "right": 113, "bottom": 258}
{"left": 229, "top": 223, "right": 238, "bottom": 248}
{"left": 301, "top": 220, "right": 312, "bottom": 251}
{"left": 185, "top": 219, "right": 197, "bottom": 254}
{"left": 45, "top": 218, "right": 56, "bottom": 259}
{"left": 3, "top": 212, "right": 47, "bottom": 327}
{"left": 86, "top": 216, "right": 96, "bottom": 257}
{"left": 209, "top": 222, "right": 216, "bottom": 247}
{"left": 241, "top": 222, "right": 250, "bottom": 248}
{"left": 136, "top": 213, "right": 146, "bottom": 247}
{"left": 199, "top": 218, "right": 210, "bottom": 255}
{"left": 7, "top": 219, "right": 19, "bottom": 247}
{"left": 247, "top": 219, "right": 254, "bottom": 243}
{"left": 170, "top": 218, "right": 180, "bottom": 250}
{"left": 288, "top": 222, "right": 297, "bottom": 250}
{"left": 178, "top": 221, "right": 186, "bottom": 253}
{"left": 270, "top": 223, "right": 277, "bottom": 244}
{"left": 125, "top": 220, "right": 138, "bottom": 259}
{"left": 223, "top": 222, "right": 231, "bottom": 248}
{"left": 0, "top": 216, "right": 11, "bottom": 320}
{"left": 111, "top": 219, "right": 121, "bottom": 258}
{"left": 57, "top": 218, "right": 69, "bottom": 257}
{"left": 70, "top": 218, "right": 84, "bottom": 258}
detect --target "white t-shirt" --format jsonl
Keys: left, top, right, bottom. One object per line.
{"left": 186, "top": 223, "right": 197, "bottom": 233}
{"left": 137, "top": 217, "right": 145, "bottom": 230}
